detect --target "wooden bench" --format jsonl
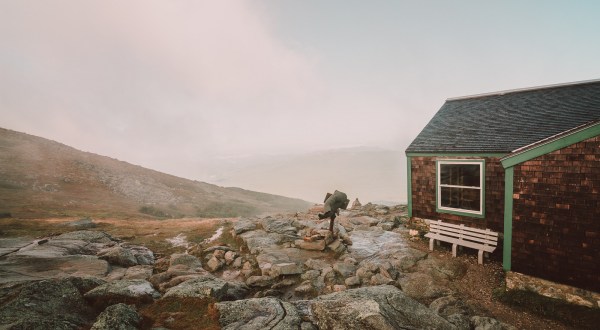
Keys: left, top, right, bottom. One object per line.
{"left": 424, "top": 220, "right": 498, "bottom": 264}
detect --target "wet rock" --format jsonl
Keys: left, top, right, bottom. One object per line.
{"left": 311, "top": 285, "right": 454, "bottom": 330}
{"left": 84, "top": 279, "right": 160, "bottom": 308}
{"left": 0, "top": 279, "right": 94, "bottom": 329}
{"left": 0, "top": 254, "right": 110, "bottom": 283}
{"left": 216, "top": 297, "right": 301, "bottom": 330}
{"left": 240, "top": 230, "right": 283, "bottom": 254}
{"left": 90, "top": 303, "right": 141, "bottom": 330}
{"left": 163, "top": 275, "right": 228, "bottom": 300}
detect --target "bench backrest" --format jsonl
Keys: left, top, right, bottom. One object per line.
{"left": 429, "top": 220, "right": 498, "bottom": 248}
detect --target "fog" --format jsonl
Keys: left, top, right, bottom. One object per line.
{"left": 2, "top": 1, "right": 599, "bottom": 203}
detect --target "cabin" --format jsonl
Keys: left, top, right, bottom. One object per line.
{"left": 406, "top": 80, "right": 600, "bottom": 293}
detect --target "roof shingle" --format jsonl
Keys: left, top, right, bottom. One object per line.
{"left": 406, "top": 80, "right": 600, "bottom": 153}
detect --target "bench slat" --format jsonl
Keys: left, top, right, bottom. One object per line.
{"left": 425, "top": 232, "right": 497, "bottom": 248}
{"left": 429, "top": 226, "right": 498, "bottom": 242}
{"left": 429, "top": 221, "right": 499, "bottom": 236}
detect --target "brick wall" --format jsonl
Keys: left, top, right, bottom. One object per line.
{"left": 512, "top": 136, "right": 600, "bottom": 292}
{"left": 410, "top": 156, "right": 505, "bottom": 232}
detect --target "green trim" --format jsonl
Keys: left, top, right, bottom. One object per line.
{"left": 406, "top": 152, "right": 507, "bottom": 157}
{"left": 503, "top": 166, "right": 514, "bottom": 271}
{"left": 407, "top": 156, "right": 412, "bottom": 217}
{"left": 435, "top": 159, "right": 486, "bottom": 219}
{"left": 501, "top": 122, "right": 600, "bottom": 168}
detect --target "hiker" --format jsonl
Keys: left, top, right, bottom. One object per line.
{"left": 318, "top": 190, "right": 350, "bottom": 234}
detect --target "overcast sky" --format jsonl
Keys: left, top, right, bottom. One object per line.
{"left": 2, "top": 1, "right": 600, "bottom": 198}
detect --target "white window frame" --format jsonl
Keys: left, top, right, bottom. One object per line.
{"left": 436, "top": 160, "right": 484, "bottom": 216}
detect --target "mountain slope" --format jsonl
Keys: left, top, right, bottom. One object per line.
{"left": 0, "top": 128, "right": 312, "bottom": 218}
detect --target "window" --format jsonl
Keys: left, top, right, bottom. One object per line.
{"left": 437, "top": 160, "right": 484, "bottom": 216}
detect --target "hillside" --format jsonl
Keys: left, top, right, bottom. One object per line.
{"left": 0, "top": 127, "right": 312, "bottom": 219}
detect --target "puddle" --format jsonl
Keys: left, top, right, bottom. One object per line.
{"left": 203, "top": 226, "right": 224, "bottom": 244}
{"left": 348, "top": 230, "right": 407, "bottom": 260}
{"left": 166, "top": 233, "right": 189, "bottom": 248}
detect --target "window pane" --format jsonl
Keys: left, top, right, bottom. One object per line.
{"left": 440, "top": 164, "right": 480, "bottom": 187}
{"left": 440, "top": 187, "right": 481, "bottom": 211}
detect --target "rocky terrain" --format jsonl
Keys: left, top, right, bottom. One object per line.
{"left": 5, "top": 203, "right": 588, "bottom": 330}
{"left": 0, "top": 127, "right": 312, "bottom": 219}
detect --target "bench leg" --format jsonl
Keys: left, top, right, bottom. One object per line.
{"left": 478, "top": 250, "right": 484, "bottom": 265}
{"left": 452, "top": 243, "right": 457, "bottom": 257}
{"left": 429, "top": 238, "right": 434, "bottom": 251}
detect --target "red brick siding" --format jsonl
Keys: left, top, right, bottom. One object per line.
{"left": 512, "top": 136, "right": 600, "bottom": 292}
{"left": 410, "top": 156, "right": 504, "bottom": 232}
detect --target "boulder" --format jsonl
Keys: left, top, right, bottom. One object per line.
{"left": 90, "top": 303, "right": 141, "bottom": 330}
{"left": 84, "top": 279, "right": 160, "bottom": 308}
{"left": 207, "top": 256, "right": 223, "bottom": 272}
{"left": 67, "top": 276, "right": 107, "bottom": 295}
{"left": 55, "top": 230, "right": 115, "bottom": 244}
{"left": 305, "top": 258, "right": 330, "bottom": 271}
{"left": 0, "top": 279, "right": 95, "bottom": 329}
{"left": 295, "top": 280, "right": 315, "bottom": 295}
{"left": 216, "top": 297, "right": 301, "bottom": 330}
{"left": 224, "top": 251, "right": 237, "bottom": 264}
{"left": 345, "top": 276, "right": 361, "bottom": 287}
{"left": 301, "top": 270, "right": 321, "bottom": 281}
{"left": 163, "top": 275, "right": 229, "bottom": 300}
{"left": 240, "top": 230, "right": 283, "bottom": 254}
{"left": 370, "top": 273, "right": 395, "bottom": 286}
{"left": 310, "top": 285, "right": 455, "bottom": 330}
{"left": 97, "top": 247, "right": 137, "bottom": 267}
{"left": 261, "top": 217, "right": 298, "bottom": 235}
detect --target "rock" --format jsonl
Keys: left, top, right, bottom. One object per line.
{"left": 271, "top": 262, "right": 303, "bottom": 277}
{"left": 430, "top": 295, "right": 471, "bottom": 317}
{"left": 106, "top": 266, "right": 127, "bottom": 281}
{"left": 355, "top": 267, "right": 375, "bottom": 281}
{"left": 84, "top": 279, "right": 160, "bottom": 308}
{"left": 272, "top": 277, "right": 298, "bottom": 289}
{"left": 90, "top": 303, "right": 141, "bottom": 330}
{"left": 207, "top": 256, "right": 223, "bottom": 272}
{"left": 302, "top": 270, "right": 321, "bottom": 281}
{"left": 397, "top": 273, "right": 452, "bottom": 300}
{"left": 224, "top": 251, "right": 237, "bottom": 264}
{"left": 370, "top": 273, "right": 394, "bottom": 285}
{"left": 67, "top": 276, "right": 107, "bottom": 294}
{"left": 471, "top": 316, "right": 517, "bottom": 330}
{"left": 216, "top": 297, "right": 301, "bottom": 330}
{"left": 295, "top": 280, "right": 315, "bottom": 295}
{"left": 203, "top": 245, "right": 234, "bottom": 253}
{"left": 97, "top": 247, "right": 137, "bottom": 267}
{"left": 213, "top": 249, "right": 226, "bottom": 259}
{"left": 327, "top": 239, "right": 346, "bottom": 254}
{"left": 123, "top": 265, "right": 153, "bottom": 280}
{"left": 417, "top": 257, "right": 468, "bottom": 281}
{"left": 65, "top": 218, "right": 97, "bottom": 229}
{"left": 261, "top": 217, "right": 298, "bottom": 235}
{"left": 232, "top": 256, "right": 243, "bottom": 268}
{"left": 240, "top": 230, "right": 283, "bottom": 254}
{"left": 311, "top": 285, "right": 455, "bottom": 330}
{"left": 233, "top": 218, "right": 257, "bottom": 235}
{"left": 55, "top": 230, "right": 115, "bottom": 243}
{"left": 169, "top": 253, "right": 203, "bottom": 271}
{"left": 380, "top": 222, "right": 394, "bottom": 231}
{"left": 246, "top": 275, "right": 273, "bottom": 287}
{"left": 333, "top": 284, "right": 346, "bottom": 292}
{"left": 225, "top": 281, "right": 251, "bottom": 300}
{"left": 295, "top": 239, "right": 326, "bottom": 251}
{"left": 447, "top": 314, "right": 472, "bottom": 330}
{"left": 345, "top": 276, "right": 361, "bottom": 287}
{"left": 305, "top": 258, "right": 330, "bottom": 271}
{"left": 0, "top": 279, "right": 95, "bottom": 329}
{"left": 163, "top": 275, "right": 229, "bottom": 300}
{"left": 301, "top": 321, "right": 318, "bottom": 330}
{"left": 333, "top": 261, "right": 357, "bottom": 278}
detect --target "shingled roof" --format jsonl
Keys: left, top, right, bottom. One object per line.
{"left": 406, "top": 80, "right": 600, "bottom": 153}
